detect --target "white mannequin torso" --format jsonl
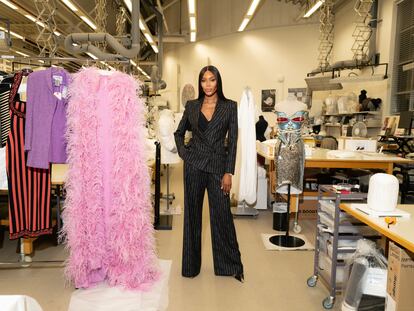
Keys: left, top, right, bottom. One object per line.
{"left": 274, "top": 95, "right": 307, "bottom": 116}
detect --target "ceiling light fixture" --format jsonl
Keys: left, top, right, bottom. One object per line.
{"left": 80, "top": 16, "right": 97, "bottom": 30}
{"left": 15, "top": 50, "right": 29, "bottom": 57}
{"left": 123, "top": 0, "right": 158, "bottom": 54}
{"left": 304, "top": 0, "right": 325, "bottom": 18}
{"left": 86, "top": 52, "right": 98, "bottom": 59}
{"left": 61, "top": 0, "right": 78, "bottom": 12}
{"left": 0, "top": 26, "right": 24, "bottom": 40}
{"left": 190, "top": 31, "right": 196, "bottom": 42}
{"left": 187, "top": 0, "right": 197, "bottom": 42}
{"left": 0, "top": 0, "right": 18, "bottom": 10}
{"left": 25, "top": 14, "right": 46, "bottom": 28}
{"left": 238, "top": 18, "right": 250, "bottom": 32}
{"left": 238, "top": 0, "right": 261, "bottom": 32}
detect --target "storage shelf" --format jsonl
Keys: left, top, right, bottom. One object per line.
{"left": 323, "top": 111, "right": 381, "bottom": 117}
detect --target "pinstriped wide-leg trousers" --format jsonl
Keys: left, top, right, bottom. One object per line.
{"left": 182, "top": 162, "right": 243, "bottom": 277}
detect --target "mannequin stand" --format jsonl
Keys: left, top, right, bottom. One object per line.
{"left": 154, "top": 142, "right": 172, "bottom": 230}
{"left": 231, "top": 200, "right": 259, "bottom": 217}
{"left": 161, "top": 164, "right": 176, "bottom": 214}
{"left": 269, "top": 184, "right": 305, "bottom": 248}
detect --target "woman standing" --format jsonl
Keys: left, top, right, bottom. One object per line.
{"left": 174, "top": 66, "right": 244, "bottom": 282}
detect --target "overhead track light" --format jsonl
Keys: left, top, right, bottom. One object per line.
{"left": 188, "top": 0, "right": 197, "bottom": 42}
{"left": 238, "top": 0, "right": 261, "bottom": 32}
{"left": 0, "top": 0, "right": 18, "bottom": 10}
{"left": 80, "top": 16, "right": 97, "bottom": 30}
{"left": 0, "top": 26, "right": 24, "bottom": 40}
{"left": 304, "top": 0, "right": 325, "bottom": 18}
{"left": 14, "top": 50, "right": 29, "bottom": 57}
{"left": 86, "top": 52, "right": 98, "bottom": 60}
{"left": 61, "top": 0, "right": 78, "bottom": 12}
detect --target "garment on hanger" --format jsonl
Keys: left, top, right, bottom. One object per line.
{"left": 157, "top": 109, "right": 180, "bottom": 164}
{"left": 236, "top": 87, "right": 257, "bottom": 204}
{"left": 25, "top": 67, "right": 69, "bottom": 169}
{"left": 256, "top": 115, "right": 268, "bottom": 142}
{"left": 0, "top": 82, "right": 11, "bottom": 147}
{"left": 274, "top": 109, "right": 307, "bottom": 195}
{"left": 61, "top": 67, "right": 159, "bottom": 290}
{"left": 6, "top": 71, "right": 52, "bottom": 239}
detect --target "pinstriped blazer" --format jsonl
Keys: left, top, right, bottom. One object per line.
{"left": 174, "top": 98, "right": 238, "bottom": 175}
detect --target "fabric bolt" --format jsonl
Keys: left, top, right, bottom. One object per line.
{"left": 25, "top": 67, "right": 69, "bottom": 169}
{"left": 0, "top": 83, "right": 11, "bottom": 147}
{"left": 61, "top": 67, "right": 159, "bottom": 290}
{"left": 182, "top": 162, "right": 243, "bottom": 277}
{"left": 237, "top": 88, "right": 257, "bottom": 204}
{"left": 274, "top": 110, "right": 307, "bottom": 194}
{"left": 6, "top": 72, "right": 52, "bottom": 239}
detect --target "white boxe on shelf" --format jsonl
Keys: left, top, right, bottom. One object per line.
{"left": 256, "top": 139, "right": 278, "bottom": 157}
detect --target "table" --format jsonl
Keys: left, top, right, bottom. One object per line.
{"left": 258, "top": 147, "right": 413, "bottom": 174}
{"left": 340, "top": 204, "right": 414, "bottom": 253}
{"left": 257, "top": 147, "right": 413, "bottom": 214}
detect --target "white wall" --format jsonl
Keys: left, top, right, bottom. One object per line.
{"left": 161, "top": 23, "right": 319, "bottom": 124}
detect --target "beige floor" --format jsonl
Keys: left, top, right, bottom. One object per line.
{"left": 0, "top": 163, "right": 336, "bottom": 311}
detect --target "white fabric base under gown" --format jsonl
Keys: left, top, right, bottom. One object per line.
{"left": 68, "top": 259, "right": 171, "bottom": 311}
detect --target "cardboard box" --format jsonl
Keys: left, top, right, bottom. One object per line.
{"left": 386, "top": 242, "right": 414, "bottom": 311}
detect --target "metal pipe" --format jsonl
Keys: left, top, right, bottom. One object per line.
{"left": 64, "top": 0, "right": 140, "bottom": 60}
{"left": 368, "top": 0, "right": 378, "bottom": 64}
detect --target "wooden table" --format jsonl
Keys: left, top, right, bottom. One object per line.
{"left": 257, "top": 147, "right": 413, "bottom": 212}
{"left": 340, "top": 204, "right": 414, "bottom": 253}
{"left": 258, "top": 147, "right": 413, "bottom": 174}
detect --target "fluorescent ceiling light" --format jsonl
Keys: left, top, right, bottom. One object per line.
{"left": 61, "top": 0, "right": 78, "bottom": 12}
{"left": 0, "top": 0, "right": 18, "bottom": 10}
{"left": 304, "top": 0, "right": 324, "bottom": 18}
{"left": 190, "top": 16, "right": 196, "bottom": 31}
{"left": 238, "top": 18, "right": 250, "bottom": 32}
{"left": 190, "top": 31, "right": 196, "bottom": 42}
{"left": 188, "top": 0, "right": 195, "bottom": 14}
{"left": 130, "top": 60, "right": 137, "bottom": 66}
{"left": 123, "top": 0, "right": 132, "bottom": 11}
{"left": 86, "top": 52, "right": 98, "bottom": 59}
{"left": 38, "top": 60, "right": 45, "bottom": 63}
{"left": 151, "top": 44, "right": 159, "bottom": 53}
{"left": 139, "top": 19, "right": 145, "bottom": 30}
{"left": 25, "top": 14, "right": 46, "bottom": 28}
{"left": 247, "top": 0, "right": 260, "bottom": 16}
{"left": 54, "top": 30, "right": 61, "bottom": 36}
{"left": 144, "top": 32, "right": 154, "bottom": 44}
{"left": 80, "top": 16, "right": 97, "bottom": 30}
{"left": 0, "top": 26, "right": 24, "bottom": 40}
{"left": 15, "top": 50, "right": 29, "bottom": 57}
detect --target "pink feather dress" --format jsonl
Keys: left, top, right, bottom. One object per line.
{"left": 61, "top": 67, "right": 159, "bottom": 290}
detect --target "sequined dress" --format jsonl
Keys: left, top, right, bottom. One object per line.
{"left": 274, "top": 110, "right": 307, "bottom": 194}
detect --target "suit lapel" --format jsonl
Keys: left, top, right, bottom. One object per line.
{"left": 193, "top": 99, "right": 202, "bottom": 131}
{"left": 204, "top": 99, "right": 226, "bottom": 135}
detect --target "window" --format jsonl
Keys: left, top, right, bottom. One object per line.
{"left": 391, "top": 0, "right": 414, "bottom": 113}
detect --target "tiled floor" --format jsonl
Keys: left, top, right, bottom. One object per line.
{"left": 0, "top": 163, "right": 335, "bottom": 310}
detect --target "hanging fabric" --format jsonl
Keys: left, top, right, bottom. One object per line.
{"left": 6, "top": 71, "right": 52, "bottom": 239}
{"left": 25, "top": 67, "right": 69, "bottom": 169}
{"left": 61, "top": 67, "right": 159, "bottom": 290}
{"left": 0, "top": 80, "right": 12, "bottom": 147}
{"left": 237, "top": 87, "right": 257, "bottom": 204}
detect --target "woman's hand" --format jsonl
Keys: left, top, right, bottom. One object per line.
{"left": 221, "top": 173, "right": 232, "bottom": 195}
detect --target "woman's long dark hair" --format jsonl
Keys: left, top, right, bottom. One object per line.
{"left": 197, "top": 65, "right": 227, "bottom": 101}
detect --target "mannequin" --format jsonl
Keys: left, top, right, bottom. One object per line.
{"left": 157, "top": 109, "right": 180, "bottom": 164}
{"left": 274, "top": 94, "right": 308, "bottom": 195}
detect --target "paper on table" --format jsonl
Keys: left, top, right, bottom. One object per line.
{"left": 350, "top": 204, "right": 411, "bottom": 218}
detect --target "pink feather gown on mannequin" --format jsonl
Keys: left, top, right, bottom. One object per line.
{"left": 61, "top": 67, "right": 159, "bottom": 290}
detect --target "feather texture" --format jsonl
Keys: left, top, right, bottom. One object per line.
{"left": 61, "top": 67, "right": 159, "bottom": 290}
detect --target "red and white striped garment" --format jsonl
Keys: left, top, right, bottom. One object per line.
{"left": 6, "top": 72, "right": 52, "bottom": 239}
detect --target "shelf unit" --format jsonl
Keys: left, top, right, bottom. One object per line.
{"left": 307, "top": 185, "right": 370, "bottom": 309}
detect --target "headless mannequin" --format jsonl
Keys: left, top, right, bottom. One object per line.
{"left": 274, "top": 94, "right": 307, "bottom": 116}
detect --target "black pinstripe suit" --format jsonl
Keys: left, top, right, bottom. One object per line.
{"left": 174, "top": 98, "right": 243, "bottom": 277}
